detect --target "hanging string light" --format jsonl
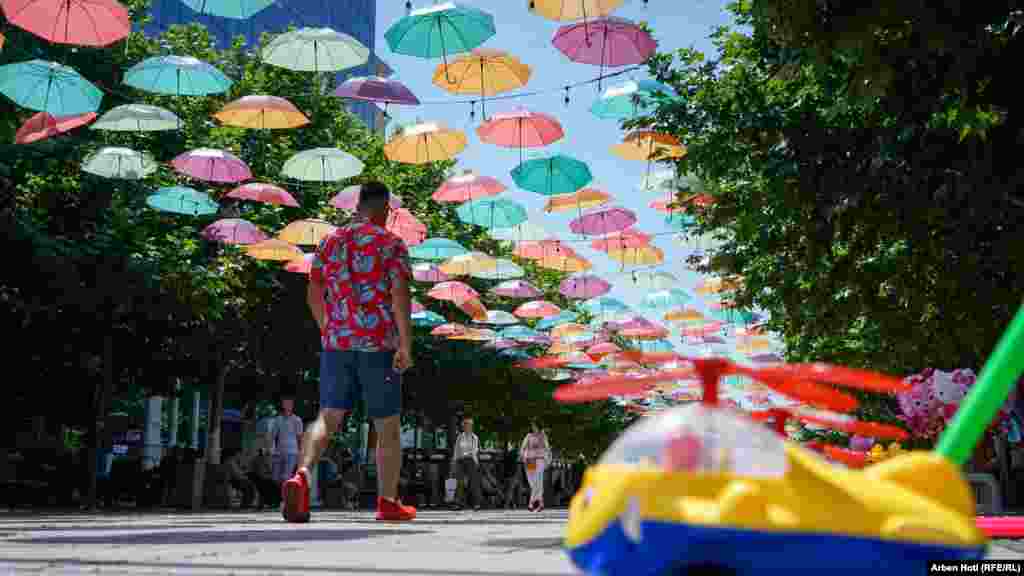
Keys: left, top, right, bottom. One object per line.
{"left": 470, "top": 100, "right": 477, "bottom": 120}
{"left": 564, "top": 86, "right": 571, "bottom": 106}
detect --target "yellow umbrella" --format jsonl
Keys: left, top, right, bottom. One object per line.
{"left": 244, "top": 238, "right": 304, "bottom": 261}
{"left": 736, "top": 337, "right": 772, "bottom": 355}
{"left": 550, "top": 323, "right": 588, "bottom": 339}
{"left": 433, "top": 49, "right": 531, "bottom": 118}
{"left": 610, "top": 131, "right": 686, "bottom": 161}
{"left": 665, "top": 308, "right": 704, "bottom": 322}
{"left": 277, "top": 218, "right": 337, "bottom": 246}
{"left": 529, "top": 0, "right": 625, "bottom": 21}
{"left": 214, "top": 95, "right": 310, "bottom": 129}
{"left": 544, "top": 187, "right": 611, "bottom": 213}
{"left": 607, "top": 245, "right": 664, "bottom": 267}
{"left": 537, "top": 254, "right": 591, "bottom": 273}
{"left": 384, "top": 121, "right": 467, "bottom": 164}
{"left": 450, "top": 328, "right": 496, "bottom": 341}
{"left": 695, "top": 276, "right": 744, "bottom": 295}
{"left": 439, "top": 251, "right": 498, "bottom": 276}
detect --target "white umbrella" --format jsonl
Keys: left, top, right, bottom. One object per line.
{"left": 91, "top": 104, "right": 180, "bottom": 131}
{"left": 470, "top": 259, "right": 524, "bottom": 280}
{"left": 474, "top": 310, "right": 519, "bottom": 326}
{"left": 281, "top": 148, "right": 364, "bottom": 182}
{"left": 82, "top": 147, "right": 157, "bottom": 179}
{"left": 622, "top": 270, "right": 678, "bottom": 291}
{"left": 262, "top": 27, "right": 370, "bottom": 72}
{"left": 488, "top": 218, "right": 552, "bottom": 242}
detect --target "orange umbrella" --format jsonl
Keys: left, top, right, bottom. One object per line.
{"left": 621, "top": 326, "right": 670, "bottom": 340}
{"left": 537, "top": 254, "right": 591, "bottom": 273}
{"left": 665, "top": 308, "right": 704, "bottom": 322}
{"left": 433, "top": 49, "right": 531, "bottom": 119}
{"left": 277, "top": 219, "right": 337, "bottom": 246}
{"left": 458, "top": 298, "right": 488, "bottom": 322}
{"left": 384, "top": 121, "right": 467, "bottom": 164}
{"left": 214, "top": 95, "right": 309, "bottom": 129}
{"left": 610, "top": 130, "right": 686, "bottom": 161}
{"left": 544, "top": 187, "right": 610, "bottom": 213}
{"left": 245, "top": 238, "right": 304, "bottom": 261}
{"left": 550, "top": 323, "right": 588, "bottom": 339}
{"left": 695, "top": 276, "right": 743, "bottom": 295}
{"left": 607, "top": 245, "right": 664, "bottom": 267}
{"left": 15, "top": 111, "right": 96, "bottom": 144}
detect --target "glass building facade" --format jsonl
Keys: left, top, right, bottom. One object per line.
{"left": 142, "top": 0, "right": 384, "bottom": 130}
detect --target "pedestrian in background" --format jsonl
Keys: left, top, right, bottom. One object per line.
{"left": 519, "top": 421, "right": 551, "bottom": 512}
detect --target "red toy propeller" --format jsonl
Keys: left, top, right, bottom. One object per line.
{"left": 749, "top": 408, "right": 909, "bottom": 441}
{"left": 750, "top": 363, "right": 911, "bottom": 394}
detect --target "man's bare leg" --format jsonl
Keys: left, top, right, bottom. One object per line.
{"left": 299, "top": 408, "right": 346, "bottom": 474}
{"left": 374, "top": 415, "right": 401, "bottom": 500}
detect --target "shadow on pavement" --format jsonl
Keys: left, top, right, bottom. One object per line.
{"left": 484, "top": 537, "right": 564, "bottom": 550}
{"left": 3, "top": 524, "right": 216, "bottom": 532}
{"left": 9, "top": 528, "right": 429, "bottom": 546}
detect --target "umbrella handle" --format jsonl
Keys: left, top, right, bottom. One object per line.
{"left": 439, "top": 17, "right": 454, "bottom": 84}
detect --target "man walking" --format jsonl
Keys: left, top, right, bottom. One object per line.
{"left": 451, "top": 417, "right": 482, "bottom": 510}
{"left": 282, "top": 181, "right": 416, "bottom": 523}
{"left": 272, "top": 397, "right": 303, "bottom": 485}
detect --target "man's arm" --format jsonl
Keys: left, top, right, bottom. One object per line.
{"left": 389, "top": 243, "right": 413, "bottom": 372}
{"left": 472, "top": 434, "right": 480, "bottom": 462}
{"left": 308, "top": 237, "right": 329, "bottom": 331}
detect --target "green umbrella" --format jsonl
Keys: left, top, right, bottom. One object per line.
{"left": 281, "top": 148, "right": 364, "bottom": 183}
{"left": 409, "top": 238, "right": 469, "bottom": 260}
{"left": 385, "top": 2, "right": 496, "bottom": 82}
{"left": 146, "top": 186, "right": 219, "bottom": 216}
{"left": 456, "top": 197, "right": 528, "bottom": 229}
{"left": 511, "top": 154, "right": 592, "bottom": 196}
{"left": 82, "top": 147, "right": 158, "bottom": 180}
{"left": 708, "top": 307, "right": 756, "bottom": 325}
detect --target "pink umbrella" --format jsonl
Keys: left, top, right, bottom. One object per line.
{"left": 2, "top": 0, "right": 130, "bottom": 47}
{"left": 227, "top": 182, "right": 299, "bottom": 207}
{"left": 587, "top": 342, "right": 620, "bottom": 358}
{"left": 331, "top": 184, "right": 403, "bottom": 211}
{"left": 432, "top": 170, "right": 506, "bottom": 203}
{"left": 412, "top": 262, "right": 450, "bottom": 283}
{"left": 387, "top": 208, "right": 426, "bottom": 246}
{"left": 649, "top": 199, "right": 685, "bottom": 214}
{"left": 172, "top": 148, "right": 252, "bottom": 183}
{"left": 411, "top": 299, "right": 426, "bottom": 314}
{"left": 590, "top": 228, "right": 650, "bottom": 252}
{"left": 513, "top": 239, "right": 577, "bottom": 260}
{"left": 334, "top": 76, "right": 420, "bottom": 106}
{"left": 15, "top": 111, "right": 95, "bottom": 144}
{"left": 514, "top": 300, "right": 562, "bottom": 319}
{"left": 490, "top": 280, "right": 543, "bottom": 299}
{"left": 552, "top": 17, "right": 657, "bottom": 87}
{"left": 427, "top": 281, "right": 479, "bottom": 303}
{"left": 702, "top": 335, "right": 727, "bottom": 344}
{"left": 476, "top": 108, "right": 564, "bottom": 150}
{"left": 559, "top": 274, "right": 611, "bottom": 299}
{"left": 569, "top": 207, "right": 637, "bottom": 236}
{"left": 431, "top": 323, "right": 468, "bottom": 337}
{"left": 282, "top": 253, "right": 314, "bottom": 274}
{"left": 202, "top": 218, "right": 268, "bottom": 245}
{"left": 681, "top": 321, "right": 725, "bottom": 338}
{"left": 484, "top": 338, "right": 525, "bottom": 350}
{"left": 613, "top": 316, "right": 657, "bottom": 331}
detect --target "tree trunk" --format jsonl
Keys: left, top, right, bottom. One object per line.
{"left": 205, "top": 362, "right": 228, "bottom": 465}
{"left": 86, "top": 334, "right": 114, "bottom": 510}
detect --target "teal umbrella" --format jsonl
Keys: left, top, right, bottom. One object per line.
{"left": 412, "top": 310, "right": 446, "bottom": 327}
{"left": 666, "top": 212, "right": 698, "bottom": 230}
{"left": 499, "top": 326, "right": 544, "bottom": 341}
{"left": 580, "top": 296, "right": 628, "bottom": 315}
{"left": 635, "top": 339, "right": 675, "bottom": 353}
{"left": 123, "top": 56, "right": 232, "bottom": 96}
{"left": 179, "top": 0, "right": 275, "bottom": 19}
{"left": 642, "top": 288, "right": 692, "bottom": 310}
{"left": 456, "top": 197, "right": 527, "bottom": 229}
{"left": 511, "top": 154, "right": 592, "bottom": 196}
{"left": 409, "top": 237, "right": 468, "bottom": 260}
{"left": 385, "top": 3, "right": 496, "bottom": 82}
{"left": 146, "top": 186, "right": 219, "bottom": 216}
{"left": 536, "top": 310, "right": 579, "bottom": 330}
{"left": 499, "top": 348, "right": 531, "bottom": 360}
{"left": 590, "top": 80, "right": 677, "bottom": 120}
{"left": 0, "top": 60, "right": 102, "bottom": 116}
{"left": 709, "top": 307, "right": 757, "bottom": 325}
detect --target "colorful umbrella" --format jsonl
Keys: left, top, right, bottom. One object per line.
{"left": 456, "top": 197, "right": 528, "bottom": 229}
{"left": 227, "top": 182, "right": 299, "bottom": 207}
{"left": 581, "top": 296, "right": 628, "bottom": 315}
{"left": 331, "top": 184, "right": 403, "bottom": 211}
{"left": 411, "top": 299, "right": 426, "bottom": 314}
{"left": 536, "top": 310, "right": 580, "bottom": 330}
{"left": 412, "top": 262, "right": 450, "bottom": 283}
{"left": 491, "top": 280, "right": 543, "bottom": 299}
{"left": 696, "top": 276, "right": 743, "bottom": 295}
{"left": 244, "top": 238, "right": 304, "bottom": 262}
{"left": 409, "top": 237, "right": 468, "bottom": 260}
{"left": 386, "top": 208, "right": 427, "bottom": 246}
{"left": 202, "top": 218, "right": 268, "bottom": 245}
{"left": 172, "top": 148, "right": 251, "bottom": 183}
{"left": 569, "top": 206, "right": 636, "bottom": 236}
{"left": 475, "top": 310, "right": 519, "bottom": 326}
{"left": 471, "top": 259, "right": 524, "bottom": 280}
{"left": 82, "top": 147, "right": 157, "bottom": 179}
{"left": 1, "top": 0, "right": 129, "bottom": 46}
{"left": 92, "top": 104, "right": 179, "bottom": 131}
{"left": 385, "top": 2, "right": 496, "bottom": 79}
{"left": 15, "top": 111, "right": 94, "bottom": 144}
{"left": 587, "top": 342, "right": 620, "bottom": 359}
{"left": 433, "top": 170, "right": 505, "bottom": 203}
{"left": 590, "top": 80, "right": 676, "bottom": 120}
{"left": 432, "top": 323, "right": 468, "bottom": 337}
{"left": 515, "top": 300, "right": 561, "bottom": 319}
{"left": 529, "top": 0, "right": 624, "bottom": 21}
{"left": 178, "top": 0, "right": 274, "bottom": 19}
{"left": 625, "top": 270, "right": 677, "bottom": 291}
{"left": 544, "top": 187, "right": 610, "bottom": 213}
{"left": 537, "top": 253, "right": 591, "bottom": 273}
{"left": 439, "top": 251, "right": 497, "bottom": 276}
{"left": 0, "top": 60, "right": 102, "bottom": 116}
{"left": 500, "top": 325, "right": 546, "bottom": 340}
{"left": 262, "top": 27, "right": 369, "bottom": 72}
{"left": 214, "top": 95, "right": 309, "bottom": 129}
{"left": 477, "top": 107, "right": 563, "bottom": 159}
{"left": 334, "top": 76, "right": 420, "bottom": 106}
{"left": 451, "top": 326, "right": 496, "bottom": 340}
{"left": 559, "top": 274, "right": 611, "bottom": 299}
{"left": 427, "top": 281, "right": 479, "bottom": 303}
{"left": 433, "top": 49, "right": 531, "bottom": 118}
{"left": 384, "top": 121, "right": 467, "bottom": 164}
{"left": 457, "top": 297, "right": 488, "bottom": 322}
{"left": 649, "top": 199, "right": 687, "bottom": 214}
{"left": 611, "top": 130, "right": 686, "bottom": 161}
{"left": 277, "top": 219, "right": 337, "bottom": 246}
{"left": 553, "top": 17, "right": 657, "bottom": 87}
{"left": 123, "top": 55, "right": 231, "bottom": 96}
{"left": 145, "top": 186, "right": 218, "bottom": 216}
{"left": 642, "top": 289, "right": 692, "bottom": 310}
{"left": 590, "top": 228, "right": 650, "bottom": 252}
{"left": 607, "top": 245, "right": 664, "bottom": 267}
{"left": 488, "top": 218, "right": 551, "bottom": 241}
{"left": 511, "top": 154, "right": 592, "bottom": 196}
{"left": 412, "top": 310, "right": 447, "bottom": 327}
{"left": 513, "top": 239, "right": 576, "bottom": 260}
{"left": 283, "top": 253, "right": 314, "bottom": 275}
{"left": 281, "top": 148, "right": 364, "bottom": 182}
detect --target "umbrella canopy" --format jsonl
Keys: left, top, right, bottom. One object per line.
{"left": 501, "top": 325, "right": 545, "bottom": 341}
{"left": 488, "top": 218, "right": 552, "bottom": 242}
{"left": 386, "top": 208, "right": 427, "bottom": 246}
{"left": 642, "top": 288, "right": 692, "bottom": 310}
{"left": 607, "top": 245, "right": 665, "bottom": 266}
{"left": 409, "top": 237, "right": 468, "bottom": 260}
{"left": 178, "top": 0, "right": 274, "bottom": 19}
{"left": 172, "top": 148, "right": 251, "bottom": 183}
{"left": 123, "top": 55, "right": 231, "bottom": 96}
{"left": 590, "top": 79, "right": 677, "bottom": 120}
{"left": 433, "top": 48, "right": 530, "bottom": 113}
{"left": 590, "top": 228, "right": 649, "bottom": 251}
{"left": 281, "top": 148, "right": 364, "bottom": 182}
{"left": 457, "top": 298, "right": 488, "bottom": 322}
{"left": 581, "top": 296, "right": 628, "bottom": 315}
{"left": 490, "top": 279, "right": 543, "bottom": 299}
{"left": 559, "top": 274, "right": 611, "bottom": 299}
{"left": 214, "top": 95, "right": 309, "bottom": 129}
{"left": 262, "top": 27, "right": 369, "bottom": 72}
{"left": 544, "top": 187, "right": 610, "bottom": 212}
{"left": 385, "top": 2, "right": 495, "bottom": 62}
{"left": 202, "top": 218, "right": 268, "bottom": 245}
{"left": 384, "top": 121, "right": 467, "bottom": 164}
{"left": 15, "top": 111, "right": 94, "bottom": 144}
{"left": 514, "top": 300, "right": 561, "bottom": 319}
{"left": 538, "top": 254, "right": 591, "bottom": 273}
{"left": 536, "top": 310, "right": 580, "bottom": 330}
{"left": 456, "top": 197, "right": 528, "bottom": 229}
{"left": 624, "top": 270, "right": 677, "bottom": 291}
{"left": 432, "top": 323, "right": 468, "bottom": 337}
{"left": 552, "top": 16, "right": 657, "bottom": 67}
{"left": 331, "top": 184, "right": 403, "bottom": 211}
{"left": 277, "top": 218, "right": 337, "bottom": 246}
{"left": 695, "top": 276, "right": 743, "bottom": 295}
{"left": 433, "top": 170, "right": 505, "bottom": 203}
{"left": 611, "top": 130, "right": 686, "bottom": 161}
{"left": 439, "top": 251, "right": 497, "bottom": 276}
{"left": 476, "top": 107, "right": 563, "bottom": 149}
{"left": 412, "top": 262, "right": 450, "bottom": 283}
{"left": 244, "top": 238, "right": 304, "bottom": 261}
{"left": 82, "top": 146, "right": 157, "bottom": 179}
{"left": 511, "top": 154, "right": 592, "bottom": 195}
{"left": 513, "top": 239, "right": 577, "bottom": 261}
{"left": 474, "top": 310, "right": 519, "bottom": 326}
{"left": 665, "top": 308, "right": 704, "bottom": 323}
{"left": 145, "top": 186, "right": 218, "bottom": 215}
{"left": 0, "top": 59, "right": 102, "bottom": 116}
{"left": 528, "top": 0, "right": 624, "bottom": 21}
{"left": 92, "top": 104, "right": 179, "bottom": 131}
{"left": 1, "top": 0, "right": 129, "bottom": 46}
{"left": 569, "top": 206, "right": 637, "bottom": 236}
{"left": 283, "top": 253, "right": 315, "bottom": 274}
{"left": 410, "top": 299, "right": 426, "bottom": 314}
{"left": 227, "top": 182, "right": 299, "bottom": 207}
{"left": 412, "top": 310, "right": 447, "bottom": 327}
{"left": 427, "top": 281, "right": 479, "bottom": 303}
{"left": 471, "top": 259, "right": 524, "bottom": 280}
{"left": 333, "top": 76, "right": 419, "bottom": 105}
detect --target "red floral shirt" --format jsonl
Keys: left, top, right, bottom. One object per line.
{"left": 310, "top": 216, "right": 411, "bottom": 352}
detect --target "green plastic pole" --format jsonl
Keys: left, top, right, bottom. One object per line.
{"left": 935, "top": 302, "right": 1024, "bottom": 465}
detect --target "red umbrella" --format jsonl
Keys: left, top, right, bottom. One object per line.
{"left": 387, "top": 208, "right": 427, "bottom": 246}
{"left": 2, "top": 0, "right": 130, "bottom": 46}
{"left": 15, "top": 111, "right": 95, "bottom": 144}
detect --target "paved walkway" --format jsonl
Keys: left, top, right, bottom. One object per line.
{"left": 0, "top": 509, "right": 1019, "bottom": 575}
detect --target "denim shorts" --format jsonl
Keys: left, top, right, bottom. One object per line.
{"left": 319, "top": 350, "right": 401, "bottom": 419}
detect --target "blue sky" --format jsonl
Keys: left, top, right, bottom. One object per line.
{"left": 374, "top": 1, "right": 762, "bottom": 357}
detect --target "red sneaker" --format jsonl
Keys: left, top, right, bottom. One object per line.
{"left": 282, "top": 469, "right": 310, "bottom": 523}
{"left": 376, "top": 496, "right": 416, "bottom": 521}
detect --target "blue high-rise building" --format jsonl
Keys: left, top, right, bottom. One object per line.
{"left": 143, "top": 0, "right": 389, "bottom": 131}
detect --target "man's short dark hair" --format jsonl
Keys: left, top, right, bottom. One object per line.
{"left": 357, "top": 181, "right": 390, "bottom": 213}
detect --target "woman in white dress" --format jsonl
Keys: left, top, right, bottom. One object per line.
{"left": 519, "top": 421, "right": 551, "bottom": 512}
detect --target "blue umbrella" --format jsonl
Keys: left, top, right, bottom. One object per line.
{"left": 385, "top": 3, "right": 495, "bottom": 82}
{"left": 536, "top": 310, "right": 579, "bottom": 330}
{"left": 178, "top": 0, "right": 275, "bottom": 19}
{"left": 456, "top": 197, "right": 527, "bottom": 229}
{"left": 580, "top": 296, "right": 628, "bottom": 315}
{"left": 409, "top": 237, "right": 469, "bottom": 260}
{"left": 124, "top": 55, "right": 232, "bottom": 96}
{"left": 511, "top": 154, "right": 592, "bottom": 196}
{"left": 635, "top": 339, "right": 675, "bottom": 353}
{"left": 499, "top": 348, "right": 531, "bottom": 360}
{"left": 146, "top": 186, "right": 219, "bottom": 216}
{"left": 412, "top": 310, "right": 446, "bottom": 327}
{"left": 499, "top": 326, "right": 544, "bottom": 341}
{"left": 590, "top": 80, "right": 677, "bottom": 120}
{"left": 642, "top": 289, "right": 692, "bottom": 310}
{"left": 0, "top": 60, "right": 102, "bottom": 116}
